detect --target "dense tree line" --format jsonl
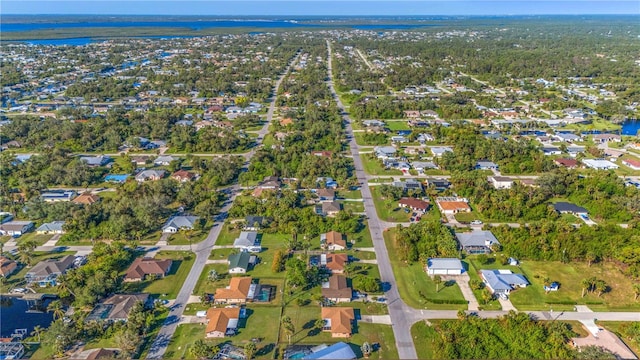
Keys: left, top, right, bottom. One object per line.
{"left": 393, "top": 220, "right": 458, "bottom": 263}
{"left": 430, "top": 312, "right": 578, "bottom": 359}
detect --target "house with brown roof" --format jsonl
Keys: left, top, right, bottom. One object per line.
{"left": 321, "top": 231, "right": 347, "bottom": 251}
{"left": 555, "top": 158, "right": 580, "bottom": 169}
{"left": 26, "top": 255, "right": 76, "bottom": 286}
{"left": 124, "top": 258, "right": 173, "bottom": 282}
{"left": 322, "top": 274, "right": 352, "bottom": 303}
{"left": 214, "top": 277, "right": 253, "bottom": 304}
{"left": 314, "top": 188, "right": 336, "bottom": 202}
{"left": 398, "top": 197, "right": 430, "bottom": 212}
{"left": 72, "top": 193, "right": 100, "bottom": 205}
{"left": 171, "top": 170, "right": 197, "bottom": 182}
{"left": 205, "top": 307, "right": 241, "bottom": 338}
{"left": 311, "top": 150, "right": 333, "bottom": 158}
{"left": 321, "top": 307, "right": 355, "bottom": 338}
{"left": 321, "top": 253, "right": 349, "bottom": 274}
{"left": 436, "top": 197, "right": 471, "bottom": 215}
{"left": 0, "top": 256, "right": 18, "bottom": 277}
{"left": 87, "top": 293, "right": 150, "bottom": 322}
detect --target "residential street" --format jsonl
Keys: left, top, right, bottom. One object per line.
{"left": 145, "top": 53, "right": 300, "bottom": 359}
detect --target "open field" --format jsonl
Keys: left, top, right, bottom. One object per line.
{"left": 360, "top": 155, "right": 402, "bottom": 176}
{"left": 369, "top": 186, "right": 411, "bottom": 222}
{"left": 383, "top": 229, "right": 467, "bottom": 310}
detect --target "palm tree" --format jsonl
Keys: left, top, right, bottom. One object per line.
{"left": 56, "top": 274, "right": 76, "bottom": 298}
{"left": 281, "top": 316, "right": 295, "bottom": 344}
{"left": 433, "top": 275, "right": 443, "bottom": 293}
{"left": 244, "top": 342, "right": 257, "bottom": 360}
{"left": 634, "top": 284, "right": 640, "bottom": 301}
{"left": 48, "top": 300, "right": 65, "bottom": 320}
{"left": 31, "top": 325, "right": 44, "bottom": 343}
{"left": 581, "top": 278, "right": 591, "bottom": 298}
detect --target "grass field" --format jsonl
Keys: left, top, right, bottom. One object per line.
{"left": 509, "top": 260, "right": 640, "bottom": 311}
{"left": 369, "top": 186, "right": 411, "bottom": 222}
{"left": 16, "top": 233, "right": 54, "bottom": 246}
{"left": 411, "top": 321, "right": 438, "bottom": 359}
{"left": 168, "top": 224, "right": 212, "bottom": 245}
{"left": 341, "top": 200, "right": 365, "bottom": 213}
{"left": 361, "top": 155, "right": 402, "bottom": 176}
{"left": 354, "top": 132, "right": 389, "bottom": 146}
{"left": 123, "top": 251, "right": 195, "bottom": 299}
{"left": 351, "top": 220, "right": 374, "bottom": 248}
{"left": 384, "top": 120, "right": 411, "bottom": 131}
{"left": 337, "top": 189, "right": 363, "bottom": 199}
{"left": 383, "top": 229, "right": 467, "bottom": 310}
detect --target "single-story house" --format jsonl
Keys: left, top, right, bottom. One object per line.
{"left": 154, "top": 155, "right": 177, "bottom": 166}
{"left": 233, "top": 231, "right": 262, "bottom": 253}
{"left": 542, "top": 147, "right": 562, "bottom": 155}
{"left": 80, "top": 155, "right": 112, "bottom": 167}
{"left": 411, "top": 161, "right": 438, "bottom": 174}
{"left": 314, "top": 188, "right": 336, "bottom": 201}
{"left": 0, "top": 256, "right": 18, "bottom": 277}
{"left": 431, "top": 146, "right": 453, "bottom": 157}
{"left": 582, "top": 159, "right": 619, "bottom": 170}
{"left": 427, "top": 179, "right": 451, "bottom": 191}
{"left": 553, "top": 202, "right": 588, "bottom": 215}
{"left": 228, "top": 252, "right": 256, "bottom": 274}
{"left": 41, "top": 190, "right": 77, "bottom": 202}
{"left": 87, "top": 293, "right": 150, "bottom": 322}
{"left": 622, "top": 158, "right": 640, "bottom": 171}
{"left": 392, "top": 179, "right": 423, "bottom": 191}
{"left": 244, "top": 215, "right": 268, "bottom": 231}
{"left": 426, "top": 258, "right": 464, "bottom": 275}
{"left": 302, "top": 342, "right": 357, "bottom": 360}
{"left": 398, "top": 197, "right": 430, "bottom": 212}
{"left": 436, "top": 197, "right": 471, "bottom": 215}
{"left": 171, "top": 170, "right": 197, "bottom": 182}
{"left": 214, "top": 277, "right": 254, "bottom": 304}
{"left": 317, "top": 201, "right": 342, "bottom": 217}
{"left": 374, "top": 146, "right": 397, "bottom": 159}
{"left": 321, "top": 231, "right": 347, "bottom": 251}
{"left": 321, "top": 307, "right": 355, "bottom": 338}
{"left": 592, "top": 134, "right": 622, "bottom": 143}
{"left": 0, "top": 221, "right": 34, "bottom": 236}
{"left": 258, "top": 176, "right": 281, "bottom": 190}
{"left": 391, "top": 135, "right": 408, "bottom": 143}
{"left": 489, "top": 176, "right": 513, "bottom": 189}
{"left": 162, "top": 215, "right": 199, "bottom": 233}
{"left": 36, "top": 221, "right": 65, "bottom": 234}
{"left": 321, "top": 253, "right": 349, "bottom": 274}
{"left": 363, "top": 120, "right": 385, "bottom": 127}
{"left": 481, "top": 269, "right": 529, "bottom": 295}
{"left": 72, "top": 192, "right": 100, "bottom": 205}
{"left": 544, "top": 282, "right": 560, "bottom": 292}
{"left": 25, "top": 255, "right": 75, "bottom": 286}
{"left": 322, "top": 274, "right": 352, "bottom": 303}
{"left": 455, "top": 230, "right": 501, "bottom": 254}
{"left": 124, "top": 258, "right": 173, "bottom": 282}
{"left": 555, "top": 158, "right": 579, "bottom": 169}
{"left": 205, "top": 307, "right": 241, "bottom": 338}
{"left": 69, "top": 348, "right": 120, "bottom": 360}
{"left": 476, "top": 160, "right": 499, "bottom": 170}
{"left": 135, "top": 169, "right": 166, "bottom": 182}
{"left": 553, "top": 133, "right": 581, "bottom": 143}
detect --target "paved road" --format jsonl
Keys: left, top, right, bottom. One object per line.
{"left": 145, "top": 52, "right": 300, "bottom": 360}
{"left": 326, "top": 39, "right": 418, "bottom": 360}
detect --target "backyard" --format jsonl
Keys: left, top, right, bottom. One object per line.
{"left": 123, "top": 251, "right": 195, "bottom": 299}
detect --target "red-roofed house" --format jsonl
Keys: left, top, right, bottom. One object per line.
{"left": 622, "top": 158, "right": 640, "bottom": 171}
{"left": 398, "top": 197, "right": 430, "bottom": 212}
{"left": 555, "top": 158, "right": 579, "bottom": 169}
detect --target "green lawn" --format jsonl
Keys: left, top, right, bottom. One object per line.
{"left": 281, "top": 306, "right": 398, "bottom": 359}
{"left": 385, "top": 120, "right": 411, "bottom": 131}
{"left": 509, "top": 260, "right": 640, "bottom": 311}
{"left": 465, "top": 259, "right": 502, "bottom": 310}
{"left": 17, "top": 233, "right": 53, "bottom": 246}
{"left": 337, "top": 189, "right": 363, "bottom": 199}
{"left": 213, "top": 224, "right": 242, "bottom": 246}
{"left": 411, "top": 321, "right": 439, "bottom": 359}
{"left": 338, "top": 300, "right": 388, "bottom": 315}
{"left": 383, "top": 230, "right": 467, "bottom": 310}
{"left": 361, "top": 155, "right": 402, "bottom": 176}
{"left": 123, "top": 252, "right": 195, "bottom": 299}
{"left": 341, "top": 201, "right": 365, "bottom": 213}
{"left": 454, "top": 211, "right": 482, "bottom": 224}
{"left": 166, "top": 306, "right": 283, "bottom": 359}
{"left": 369, "top": 187, "right": 411, "bottom": 222}
{"left": 168, "top": 224, "right": 212, "bottom": 245}
{"left": 354, "top": 132, "right": 389, "bottom": 146}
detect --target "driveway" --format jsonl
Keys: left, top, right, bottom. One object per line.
{"left": 445, "top": 274, "right": 479, "bottom": 311}
{"left": 498, "top": 296, "right": 517, "bottom": 311}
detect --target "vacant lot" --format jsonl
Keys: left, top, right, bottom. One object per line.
{"left": 369, "top": 186, "right": 411, "bottom": 222}
{"left": 361, "top": 155, "right": 402, "bottom": 176}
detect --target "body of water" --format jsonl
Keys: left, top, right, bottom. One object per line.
{"left": 0, "top": 296, "right": 55, "bottom": 338}
{"left": 621, "top": 119, "right": 640, "bottom": 136}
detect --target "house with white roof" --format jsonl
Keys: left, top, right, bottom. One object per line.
{"left": 233, "top": 231, "right": 262, "bottom": 253}
{"left": 426, "top": 258, "right": 465, "bottom": 275}
{"left": 162, "top": 216, "right": 199, "bottom": 233}
{"left": 36, "top": 221, "right": 65, "bottom": 234}
{"left": 582, "top": 159, "right": 619, "bottom": 170}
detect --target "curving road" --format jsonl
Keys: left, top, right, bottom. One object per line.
{"left": 145, "top": 52, "right": 300, "bottom": 359}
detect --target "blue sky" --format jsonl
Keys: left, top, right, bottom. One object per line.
{"left": 2, "top": 1, "right": 639, "bottom": 16}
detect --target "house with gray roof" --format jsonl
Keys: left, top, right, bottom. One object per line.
{"left": 87, "top": 293, "right": 150, "bottom": 322}
{"left": 233, "top": 231, "right": 262, "bottom": 253}
{"left": 162, "top": 216, "right": 199, "bottom": 233}
{"left": 431, "top": 146, "right": 453, "bottom": 157}
{"left": 481, "top": 269, "right": 529, "bottom": 295}
{"left": 426, "top": 258, "right": 465, "bottom": 275}
{"left": 303, "top": 342, "right": 357, "bottom": 360}
{"left": 475, "top": 160, "right": 499, "bottom": 170}
{"left": 154, "top": 155, "right": 177, "bottom": 166}
{"left": 135, "top": 169, "right": 166, "bottom": 182}
{"left": 25, "top": 255, "right": 76, "bottom": 286}
{"left": 374, "top": 146, "right": 397, "bottom": 159}
{"left": 80, "top": 155, "right": 112, "bottom": 167}
{"left": 455, "top": 230, "right": 500, "bottom": 254}
{"left": 36, "top": 221, "right": 65, "bottom": 234}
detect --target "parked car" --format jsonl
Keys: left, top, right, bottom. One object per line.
{"left": 470, "top": 220, "right": 483, "bottom": 225}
